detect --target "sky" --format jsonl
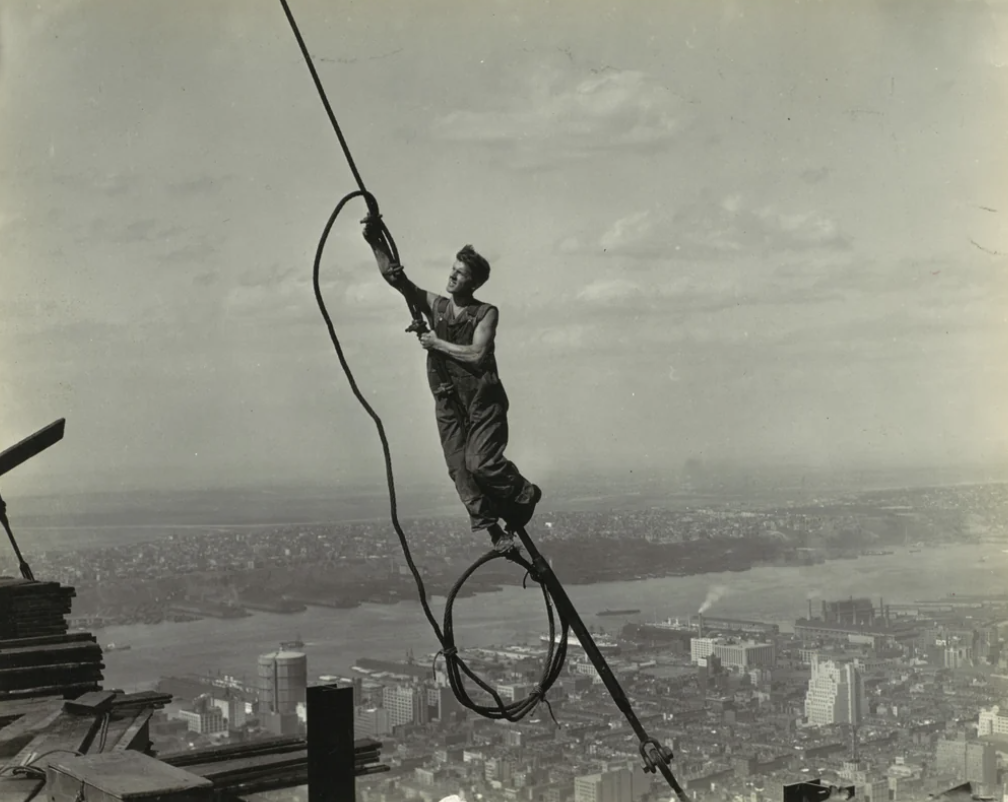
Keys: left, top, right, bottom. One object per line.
{"left": 1, "top": 0, "right": 1007, "bottom": 498}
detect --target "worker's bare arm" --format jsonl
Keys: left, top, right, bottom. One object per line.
{"left": 420, "top": 307, "right": 498, "bottom": 367}
{"left": 363, "top": 225, "right": 433, "bottom": 319}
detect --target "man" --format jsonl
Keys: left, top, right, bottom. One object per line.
{"left": 363, "top": 217, "right": 541, "bottom": 553}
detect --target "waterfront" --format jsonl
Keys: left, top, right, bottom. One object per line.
{"left": 98, "top": 543, "right": 1005, "bottom": 691}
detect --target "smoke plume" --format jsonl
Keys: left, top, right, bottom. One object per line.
{"left": 698, "top": 584, "right": 729, "bottom": 614}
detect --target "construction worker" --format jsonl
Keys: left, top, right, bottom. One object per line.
{"left": 363, "top": 217, "right": 542, "bottom": 553}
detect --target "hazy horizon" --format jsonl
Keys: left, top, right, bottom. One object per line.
{"left": 3, "top": 0, "right": 1007, "bottom": 501}
{"left": 7, "top": 464, "right": 1008, "bottom": 533}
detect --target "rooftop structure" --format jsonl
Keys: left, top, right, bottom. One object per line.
{"left": 0, "top": 575, "right": 387, "bottom": 802}
{"left": 689, "top": 614, "right": 781, "bottom": 637}
{"left": 793, "top": 617, "right": 919, "bottom": 643}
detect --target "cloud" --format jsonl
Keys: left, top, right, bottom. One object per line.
{"left": 224, "top": 262, "right": 319, "bottom": 319}
{"left": 69, "top": 216, "right": 212, "bottom": 261}
{"left": 536, "top": 324, "right": 589, "bottom": 350}
{"left": 561, "top": 211, "right": 663, "bottom": 260}
{"left": 42, "top": 170, "right": 140, "bottom": 198}
{"left": 235, "top": 262, "right": 301, "bottom": 289}
{"left": 791, "top": 251, "right": 1008, "bottom": 309}
{"left": 2, "top": 0, "right": 80, "bottom": 51}
{"left": 801, "top": 167, "right": 831, "bottom": 185}
{"left": 431, "top": 64, "right": 687, "bottom": 158}
{"left": 756, "top": 206, "right": 842, "bottom": 247}
{"left": 599, "top": 211, "right": 653, "bottom": 253}
{"left": 166, "top": 175, "right": 234, "bottom": 198}
{"left": 577, "top": 278, "right": 642, "bottom": 304}
{"left": 342, "top": 275, "right": 408, "bottom": 312}
{"left": 680, "top": 195, "right": 851, "bottom": 257}
{"left": 223, "top": 262, "right": 401, "bottom": 322}
{"left": 106, "top": 218, "right": 187, "bottom": 245}
{"left": 160, "top": 238, "right": 216, "bottom": 265}
{"left": 559, "top": 194, "right": 850, "bottom": 265}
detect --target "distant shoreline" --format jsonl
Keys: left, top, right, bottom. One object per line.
{"left": 10, "top": 474, "right": 1008, "bottom": 527}
{"left": 75, "top": 540, "right": 1008, "bottom": 631}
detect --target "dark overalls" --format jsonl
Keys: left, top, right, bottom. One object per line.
{"left": 427, "top": 296, "right": 537, "bottom": 532}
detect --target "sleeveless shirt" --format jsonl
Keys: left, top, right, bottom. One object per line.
{"left": 426, "top": 296, "right": 503, "bottom": 413}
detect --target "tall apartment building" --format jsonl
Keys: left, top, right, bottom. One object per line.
{"left": 426, "top": 685, "right": 463, "bottom": 722}
{"left": 944, "top": 645, "right": 972, "bottom": 669}
{"left": 714, "top": 640, "right": 776, "bottom": 670}
{"left": 690, "top": 637, "right": 716, "bottom": 666}
{"left": 354, "top": 706, "right": 391, "bottom": 738}
{"left": 804, "top": 656, "right": 865, "bottom": 726}
{"left": 178, "top": 696, "right": 226, "bottom": 734}
{"left": 935, "top": 736, "right": 997, "bottom": 791}
{"left": 382, "top": 684, "right": 429, "bottom": 729}
{"left": 573, "top": 767, "right": 633, "bottom": 802}
{"left": 176, "top": 707, "right": 226, "bottom": 734}
{"left": 571, "top": 761, "right": 650, "bottom": 802}
{"left": 978, "top": 705, "right": 1008, "bottom": 737}
{"left": 857, "top": 777, "right": 890, "bottom": 802}
{"left": 210, "top": 694, "right": 246, "bottom": 729}
{"left": 691, "top": 637, "right": 776, "bottom": 670}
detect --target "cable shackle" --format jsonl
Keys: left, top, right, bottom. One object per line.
{"left": 639, "top": 737, "right": 674, "bottom": 772}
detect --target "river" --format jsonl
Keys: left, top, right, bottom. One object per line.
{"left": 98, "top": 543, "right": 1006, "bottom": 691}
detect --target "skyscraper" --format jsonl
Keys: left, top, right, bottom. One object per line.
{"left": 573, "top": 766, "right": 634, "bottom": 802}
{"left": 382, "top": 684, "right": 429, "bottom": 729}
{"left": 935, "top": 736, "right": 997, "bottom": 791}
{"left": 804, "top": 656, "right": 866, "bottom": 726}
{"left": 978, "top": 705, "right": 1008, "bottom": 737}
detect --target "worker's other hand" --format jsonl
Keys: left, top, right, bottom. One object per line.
{"left": 419, "top": 332, "right": 439, "bottom": 350}
{"left": 384, "top": 263, "right": 405, "bottom": 284}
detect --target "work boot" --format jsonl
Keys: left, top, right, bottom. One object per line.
{"left": 488, "top": 524, "right": 518, "bottom": 555}
{"left": 507, "top": 484, "right": 542, "bottom": 530}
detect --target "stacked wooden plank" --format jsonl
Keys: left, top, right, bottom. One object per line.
{"left": 159, "top": 735, "right": 388, "bottom": 795}
{"left": 0, "top": 691, "right": 171, "bottom": 766}
{"left": 0, "top": 577, "right": 75, "bottom": 640}
{"left": 2, "top": 686, "right": 384, "bottom": 800}
{"left": 0, "top": 577, "right": 104, "bottom": 702}
{"left": 0, "top": 632, "right": 104, "bottom": 702}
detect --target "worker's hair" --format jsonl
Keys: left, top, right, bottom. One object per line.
{"left": 457, "top": 244, "right": 491, "bottom": 287}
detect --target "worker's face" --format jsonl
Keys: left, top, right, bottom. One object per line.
{"left": 446, "top": 260, "right": 475, "bottom": 294}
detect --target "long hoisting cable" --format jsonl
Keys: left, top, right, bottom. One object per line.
{"left": 277, "top": 0, "right": 567, "bottom": 723}
{"left": 276, "top": 4, "right": 689, "bottom": 795}
{"left": 307, "top": 191, "right": 566, "bottom": 724}
{"left": 277, "top": 0, "right": 366, "bottom": 194}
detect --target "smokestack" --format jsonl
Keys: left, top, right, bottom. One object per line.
{"left": 699, "top": 613, "right": 704, "bottom": 639}
{"left": 808, "top": 599, "right": 813, "bottom": 620}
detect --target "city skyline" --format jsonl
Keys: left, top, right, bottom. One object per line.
{"left": 2, "top": 471, "right": 1006, "bottom": 801}
{"left": 2, "top": 0, "right": 1007, "bottom": 499}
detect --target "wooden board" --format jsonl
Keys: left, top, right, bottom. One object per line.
{"left": 0, "top": 701, "right": 64, "bottom": 761}
{"left": 45, "top": 752, "right": 213, "bottom": 802}
{"left": 0, "top": 419, "right": 66, "bottom": 479}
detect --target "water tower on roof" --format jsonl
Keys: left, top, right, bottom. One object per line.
{"left": 257, "top": 648, "right": 307, "bottom": 714}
